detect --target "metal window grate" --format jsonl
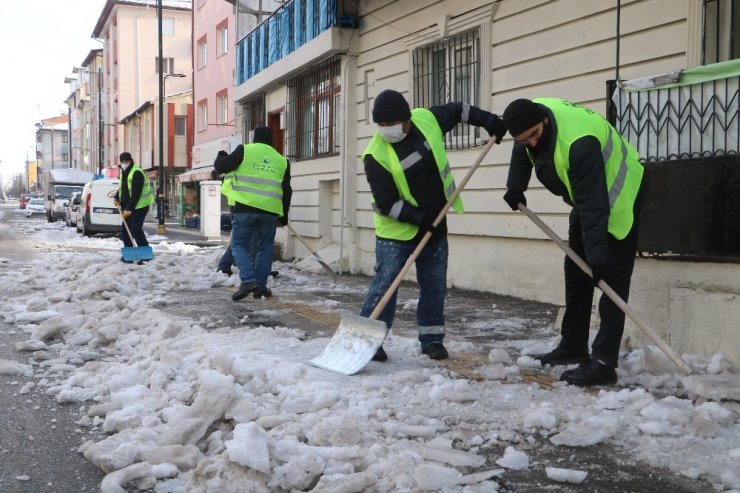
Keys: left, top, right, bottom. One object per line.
{"left": 285, "top": 56, "right": 341, "bottom": 161}
{"left": 703, "top": 0, "right": 740, "bottom": 64}
{"left": 413, "top": 29, "right": 480, "bottom": 150}
{"left": 242, "top": 94, "right": 265, "bottom": 142}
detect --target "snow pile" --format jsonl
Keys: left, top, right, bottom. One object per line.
{"left": 1, "top": 218, "right": 740, "bottom": 492}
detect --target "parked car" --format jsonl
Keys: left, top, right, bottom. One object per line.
{"left": 25, "top": 198, "right": 46, "bottom": 217}
{"left": 19, "top": 193, "right": 35, "bottom": 209}
{"left": 76, "top": 179, "right": 122, "bottom": 236}
{"left": 65, "top": 191, "right": 82, "bottom": 227}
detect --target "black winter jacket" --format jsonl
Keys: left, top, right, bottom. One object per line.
{"left": 506, "top": 104, "right": 611, "bottom": 267}
{"left": 365, "top": 102, "right": 503, "bottom": 243}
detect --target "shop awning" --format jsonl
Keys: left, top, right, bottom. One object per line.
{"left": 177, "top": 168, "right": 214, "bottom": 183}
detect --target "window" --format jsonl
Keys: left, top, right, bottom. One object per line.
{"left": 198, "top": 100, "right": 208, "bottom": 132}
{"left": 242, "top": 94, "right": 265, "bottom": 140}
{"left": 703, "top": 0, "right": 740, "bottom": 63}
{"left": 286, "top": 57, "right": 341, "bottom": 160}
{"left": 217, "top": 22, "right": 229, "bottom": 57}
{"left": 159, "top": 17, "right": 175, "bottom": 36}
{"left": 174, "top": 116, "right": 187, "bottom": 136}
{"left": 217, "top": 90, "right": 229, "bottom": 124}
{"left": 197, "top": 36, "right": 207, "bottom": 69}
{"left": 62, "top": 153, "right": 69, "bottom": 161}
{"left": 413, "top": 29, "right": 481, "bottom": 149}
{"left": 155, "top": 57, "right": 174, "bottom": 75}
{"left": 62, "top": 133, "right": 69, "bottom": 143}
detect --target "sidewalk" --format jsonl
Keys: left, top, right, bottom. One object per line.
{"left": 143, "top": 218, "right": 230, "bottom": 247}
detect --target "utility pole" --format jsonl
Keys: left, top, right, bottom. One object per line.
{"left": 98, "top": 67, "right": 104, "bottom": 175}
{"left": 157, "top": 0, "right": 166, "bottom": 234}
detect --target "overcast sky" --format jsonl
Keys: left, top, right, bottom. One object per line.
{"left": 0, "top": 0, "right": 107, "bottom": 182}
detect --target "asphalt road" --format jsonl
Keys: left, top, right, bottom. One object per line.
{"left": 0, "top": 205, "right": 104, "bottom": 493}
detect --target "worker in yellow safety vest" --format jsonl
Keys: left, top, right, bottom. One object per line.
{"left": 215, "top": 127, "right": 292, "bottom": 301}
{"left": 361, "top": 89, "right": 507, "bottom": 362}
{"left": 114, "top": 151, "right": 154, "bottom": 256}
{"left": 502, "top": 98, "right": 645, "bottom": 386}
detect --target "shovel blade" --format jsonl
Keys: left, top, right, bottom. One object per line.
{"left": 309, "top": 313, "right": 388, "bottom": 375}
{"left": 121, "top": 245, "right": 154, "bottom": 262}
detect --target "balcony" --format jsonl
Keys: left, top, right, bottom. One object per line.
{"left": 235, "top": 0, "right": 356, "bottom": 89}
{"left": 612, "top": 59, "right": 740, "bottom": 163}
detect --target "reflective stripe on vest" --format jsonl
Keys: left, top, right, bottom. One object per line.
{"left": 532, "top": 98, "right": 643, "bottom": 239}
{"left": 220, "top": 143, "right": 287, "bottom": 216}
{"left": 127, "top": 164, "right": 154, "bottom": 210}
{"left": 362, "top": 108, "right": 464, "bottom": 241}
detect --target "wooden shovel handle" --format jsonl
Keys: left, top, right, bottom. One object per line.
{"left": 518, "top": 204, "right": 693, "bottom": 375}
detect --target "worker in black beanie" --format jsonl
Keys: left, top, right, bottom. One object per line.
{"left": 360, "top": 88, "right": 507, "bottom": 363}
{"left": 502, "top": 97, "right": 645, "bottom": 387}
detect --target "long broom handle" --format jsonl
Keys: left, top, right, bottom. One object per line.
{"left": 286, "top": 222, "right": 336, "bottom": 276}
{"left": 518, "top": 204, "right": 693, "bottom": 375}
{"left": 116, "top": 204, "right": 138, "bottom": 248}
{"left": 369, "top": 137, "right": 497, "bottom": 320}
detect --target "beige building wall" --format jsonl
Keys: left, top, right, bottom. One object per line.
{"left": 234, "top": 0, "right": 740, "bottom": 365}
{"left": 94, "top": 1, "right": 192, "bottom": 169}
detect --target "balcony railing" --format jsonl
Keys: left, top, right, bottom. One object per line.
{"left": 236, "top": 0, "right": 342, "bottom": 86}
{"left": 612, "top": 59, "right": 740, "bottom": 163}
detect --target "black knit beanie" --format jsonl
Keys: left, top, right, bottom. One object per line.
{"left": 253, "top": 126, "right": 273, "bottom": 146}
{"left": 119, "top": 152, "right": 133, "bottom": 163}
{"left": 502, "top": 99, "right": 548, "bottom": 137}
{"left": 372, "top": 89, "right": 411, "bottom": 123}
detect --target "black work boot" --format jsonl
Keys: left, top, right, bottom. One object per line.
{"left": 560, "top": 359, "right": 617, "bottom": 386}
{"left": 535, "top": 346, "right": 589, "bottom": 367}
{"left": 422, "top": 343, "right": 449, "bottom": 360}
{"left": 232, "top": 282, "right": 258, "bottom": 301}
{"left": 253, "top": 286, "right": 273, "bottom": 299}
{"left": 372, "top": 346, "right": 388, "bottom": 362}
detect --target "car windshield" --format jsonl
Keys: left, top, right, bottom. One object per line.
{"left": 29, "top": 198, "right": 44, "bottom": 205}
{"left": 55, "top": 186, "right": 83, "bottom": 199}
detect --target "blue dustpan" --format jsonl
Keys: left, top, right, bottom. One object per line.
{"left": 119, "top": 206, "right": 155, "bottom": 262}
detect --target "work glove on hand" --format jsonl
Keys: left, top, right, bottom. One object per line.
{"left": 121, "top": 210, "right": 132, "bottom": 219}
{"left": 487, "top": 118, "right": 508, "bottom": 144}
{"left": 503, "top": 189, "right": 526, "bottom": 211}
{"left": 590, "top": 262, "right": 612, "bottom": 288}
{"left": 113, "top": 200, "right": 120, "bottom": 208}
{"left": 420, "top": 208, "right": 439, "bottom": 234}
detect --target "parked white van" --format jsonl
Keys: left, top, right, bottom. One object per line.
{"left": 76, "top": 179, "right": 122, "bottom": 236}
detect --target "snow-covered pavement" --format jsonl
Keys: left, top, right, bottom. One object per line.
{"left": 1, "top": 207, "right": 739, "bottom": 492}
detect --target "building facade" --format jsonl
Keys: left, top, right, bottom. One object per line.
{"left": 35, "top": 115, "right": 70, "bottom": 191}
{"left": 92, "top": 0, "right": 193, "bottom": 214}
{"left": 231, "top": 0, "right": 740, "bottom": 366}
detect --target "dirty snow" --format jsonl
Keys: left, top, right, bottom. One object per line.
{"left": 1, "top": 216, "right": 740, "bottom": 492}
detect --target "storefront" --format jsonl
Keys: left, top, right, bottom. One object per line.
{"left": 177, "top": 167, "right": 214, "bottom": 227}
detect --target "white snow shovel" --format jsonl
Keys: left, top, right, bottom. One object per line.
{"left": 518, "top": 203, "right": 693, "bottom": 376}
{"left": 310, "top": 137, "right": 498, "bottom": 375}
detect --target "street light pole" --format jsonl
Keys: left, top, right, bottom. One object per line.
{"left": 98, "top": 67, "right": 104, "bottom": 175}
{"left": 157, "top": 0, "right": 166, "bottom": 234}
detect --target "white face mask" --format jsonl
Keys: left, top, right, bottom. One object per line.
{"left": 379, "top": 123, "right": 407, "bottom": 144}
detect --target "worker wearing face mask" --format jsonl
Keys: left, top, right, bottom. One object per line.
{"left": 361, "top": 89, "right": 507, "bottom": 362}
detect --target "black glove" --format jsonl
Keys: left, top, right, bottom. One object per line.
{"left": 487, "top": 118, "right": 508, "bottom": 144}
{"left": 590, "top": 263, "right": 612, "bottom": 287}
{"left": 278, "top": 216, "right": 288, "bottom": 227}
{"left": 503, "top": 189, "right": 526, "bottom": 211}
{"left": 420, "top": 208, "right": 438, "bottom": 234}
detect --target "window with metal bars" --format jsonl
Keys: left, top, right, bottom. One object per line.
{"left": 413, "top": 29, "right": 481, "bottom": 150}
{"left": 242, "top": 94, "right": 265, "bottom": 142}
{"left": 286, "top": 57, "right": 341, "bottom": 161}
{"left": 703, "top": 0, "right": 740, "bottom": 63}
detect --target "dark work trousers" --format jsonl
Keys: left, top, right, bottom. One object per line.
{"left": 559, "top": 187, "right": 644, "bottom": 368}
{"left": 121, "top": 206, "right": 150, "bottom": 247}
